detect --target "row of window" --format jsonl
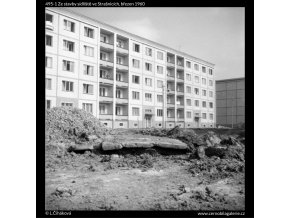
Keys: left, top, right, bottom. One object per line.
{"left": 46, "top": 12, "right": 213, "bottom": 76}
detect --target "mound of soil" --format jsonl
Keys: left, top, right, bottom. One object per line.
{"left": 46, "top": 107, "right": 107, "bottom": 142}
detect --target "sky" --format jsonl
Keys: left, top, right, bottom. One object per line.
{"left": 69, "top": 7, "right": 244, "bottom": 80}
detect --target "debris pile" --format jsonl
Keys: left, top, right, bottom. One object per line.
{"left": 46, "top": 107, "right": 108, "bottom": 143}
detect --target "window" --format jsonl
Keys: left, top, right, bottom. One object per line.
{"left": 157, "top": 51, "right": 163, "bottom": 60}
{"left": 145, "top": 78, "right": 152, "bottom": 86}
{"left": 100, "top": 52, "right": 108, "bottom": 61}
{"left": 99, "top": 87, "right": 107, "bottom": 96}
{"left": 157, "top": 95, "right": 163, "bottom": 103}
{"left": 145, "top": 47, "right": 152, "bottom": 56}
{"left": 209, "top": 91, "right": 213, "bottom": 97}
{"left": 202, "top": 66, "right": 206, "bottom": 73}
{"left": 99, "top": 105, "right": 106, "bottom": 114}
{"left": 145, "top": 62, "right": 152, "bottom": 71}
{"left": 186, "top": 61, "right": 191, "bottom": 68}
{"left": 209, "top": 80, "right": 213, "bottom": 86}
{"left": 209, "top": 102, "right": 213, "bottom": 108}
{"left": 157, "top": 80, "right": 163, "bottom": 88}
{"left": 202, "top": 113, "right": 207, "bottom": 119}
{"left": 116, "top": 89, "right": 122, "bottom": 98}
{"left": 132, "top": 91, "right": 140, "bottom": 100}
{"left": 186, "top": 99, "right": 191, "bottom": 106}
{"left": 132, "top": 59, "right": 140, "bottom": 68}
{"left": 186, "top": 86, "right": 191, "bottom": 93}
{"left": 202, "top": 101, "right": 207, "bottom": 108}
{"left": 202, "top": 78, "right": 206, "bottom": 85}
{"left": 46, "top": 13, "right": 53, "bottom": 23}
{"left": 116, "top": 106, "right": 121, "bottom": 115}
{"left": 83, "top": 64, "right": 94, "bottom": 76}
{"left": 100, "top": 34, "right": 109, "bottom": 43}
{"left": 202, "top": 90, "right": 207, "bottom": 96}
{"left": 116, "top": 73, "right": 122, "bottom": 81}
{"left": 46, "top": 35, "right": 52, "bottom": 46}
{"left": 83, "top": 84, "right": 93, "bottom": 95}
{"left": 100, "top": 69, "right": 110, "bottom": 79}
{"left": 119, "top": 123, "right": 123, "bottom": 126}
{"left": 46, "top": 100, "right": 51, "bottom": 109}
{"left": 117, "top": 39, "right": 125, "bottom": 48}
{"left": 116, "top": 56, "right": 123, "bottom": 65}
{"left": 63, "top": 40, "right": 74, "bottom": 52}
{"left": 63, "top": 19, "right": 75, "bottom": 32}
{"left": 194, "top": 88, "right": 199, "bottom": 95}
{"left": 209, "top": 113, "right": 214, "bottom": 120}
{"left": 82, "top": 103, "right": 93, "bottom": 113}
{"left": 46, "top": 78, "right": 52, "bottom": 90}
{"left": 62, "top": 81, "right": 73, "bottom": 92}
{"left": 209, "top": 69, "right": 213, "bottom": 75}
{"left": 195, "top": 76, "right": 200, "bottom": 83}
{"left": 177, "top": 85, "right": 183, "bottom": 92}
{"left": 133, "top": 43, "right": 140, "bottom": 52}
{"left": 62, "top": 60, "right": 74, "bottom": 72}
{"left": 61, "top": 102, "right": 73, "bottom": 107}
{"left": 84, "top": 45, "right": 94, "bottom": 57}
{"left": 132, "top": 107, "right": 140, "bottom": 116}
{"left": 46, "top": 57, "right": 52, "bottom": 68}
{"left": 187, "top": 111, "right": 191, "bottom": 118}
{"left": 132, "top": 75, "right": 140, "bottom": 84}
{"left": 145, "top": 93, "right": 152, "bottom": 101}
{"left": 186, "top": 73, "right": 191, "bottom": 81}
{"left": 194, "top": 64, "right": 199, "bottom": 71}
{"left": 157, "top": 109, "right": 163, "bottom": 117}
{"left": 84, "top": 27, "right": 94, "bottom": 38}
{"left": 195, "top": 100, "right": 199, "bottom": 107}
{"left": 157, "top": 66, "right": 163, "bottom": 74}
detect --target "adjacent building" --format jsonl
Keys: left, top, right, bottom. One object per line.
{"left": 216, "top": 78, "right": 245, "bottom": 128}
{"left": 45, "top": 8, "right": 216, "bottom": 129}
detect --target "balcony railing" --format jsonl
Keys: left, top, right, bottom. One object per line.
{"left": 116, "top": 46, "right": 129, "bottom": 55}
{"left": 99, "top": 96, "right": 113, "bottom": 102}
{"left": 167, "top": 117, "right": 175, "bottom": 122}
{"left": 100, "top": 41, "right": 114, "bottom": 50}
{"left": 116, "top": 63, "right": 129, "bottom": 71}
{"left": 167, "top": 103, "right": 175, "bottom": 108}
{"left": 46, "top": 21, "right": 53, "bottom": 30}
{"left": 99, "top": 114, "right": 113, "bottom": 120}
{"left": 115, "top": 115, "right": 129, "bottom": 120}
{"left": 116, "top": 80, "right": 129, "bottom": 87}
{"left": 100, "top": 59, "right": 114, "bottom": 68}
{"left": 116, "top": 97, "right": 128, "bottom": 104}
{"left": 167, "top": 62, "right": 175, "bottom": 68}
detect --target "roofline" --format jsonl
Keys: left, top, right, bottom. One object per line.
{"left": 46, "top": 7, "right": 215, "bottom": 68}
{"left": 215, "top": 77, "right": 245, "bottom": 82}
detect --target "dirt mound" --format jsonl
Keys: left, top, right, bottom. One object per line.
{"left": 46, "top": 107, "right": 107, "bottom": 142}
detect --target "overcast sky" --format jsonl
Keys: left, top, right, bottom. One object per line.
{"left": 68, "top": 7, "right": 244, "bottom": 80}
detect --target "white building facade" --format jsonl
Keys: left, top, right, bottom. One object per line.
{"left": 45, "top": 8, "right": 216, "bottom": 129}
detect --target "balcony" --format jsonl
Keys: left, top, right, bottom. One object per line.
{"left": 116, "top": 63, "right": 129, "bottom": 71}
{"left": 167, "top": 89, "right": 175, "bottom": 95}
{"left": 115, "top": 115, "right": 129, "bottom": 120}
{"left": 99, "top": 114, "right": 113, "bottom": 120}
{"left": 167, "top": 117, "right": 175, "bottom": 122}
{"left": 167, "top": 102, "right": 175, "bottom": 108}
{"left": 167, "top": 74, "right": 175, "bottom": 81}
{"left": 100, "top": 59, "right": 114, "bottom": 68}
{"left": 177, "top": 117, "right": 185, "bottom": 122}
{"left": 99, "top": 96, "right": 113, "bottom": 103}
{"left": 116, "top": 97, "right": 128, "bottom": 104}
{"left": 116, "top": 46, "right": 129, "bottom": 55}
{"left": 167, "top": 62, "right": 175, "bottom": 68}
{"left": 46, "top": 21, "right": 53, "bottom": 31}
{"left": 116, "top": 80, "right": 128, "bottom": 88}
{"left": 100, "top": 41, "right": 114, "bottom": 51}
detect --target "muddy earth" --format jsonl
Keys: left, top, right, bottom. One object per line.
{"left": 45, "top": 128, "right": 245, "bottom": 211}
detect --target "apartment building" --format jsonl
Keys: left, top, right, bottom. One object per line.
{"left": 216, "top": 78, "right": 245, "bottom": 127}
{"left": 45, "top": 8, "right": 216, "bottom": 129}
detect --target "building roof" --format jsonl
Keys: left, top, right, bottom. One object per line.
{"left": 216, "top": 77, "right": 245, "bottom": 83}
{"left": 47, "top": 7, "right": 215, "bottom": 68}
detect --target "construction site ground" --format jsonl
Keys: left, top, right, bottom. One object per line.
{"left": 45, "top": 128, "right": 245, "bottom": 211}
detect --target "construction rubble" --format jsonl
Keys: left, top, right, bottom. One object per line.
{"left": 45, "top": 107, "right": 245, "bottom": 210}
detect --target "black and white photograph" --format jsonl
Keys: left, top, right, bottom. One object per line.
{"left": 41, "top": 0, "right": 252, "bottom": 216}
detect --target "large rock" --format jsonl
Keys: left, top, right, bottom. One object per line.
{"left": 102, "top": 141, "right": 122, "bottom": 151}
{"left": 122, "top": 141, "right": 154, "bottom": 148}
{"left": 154, "top": 139, "right": 188, "bottom": 149}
